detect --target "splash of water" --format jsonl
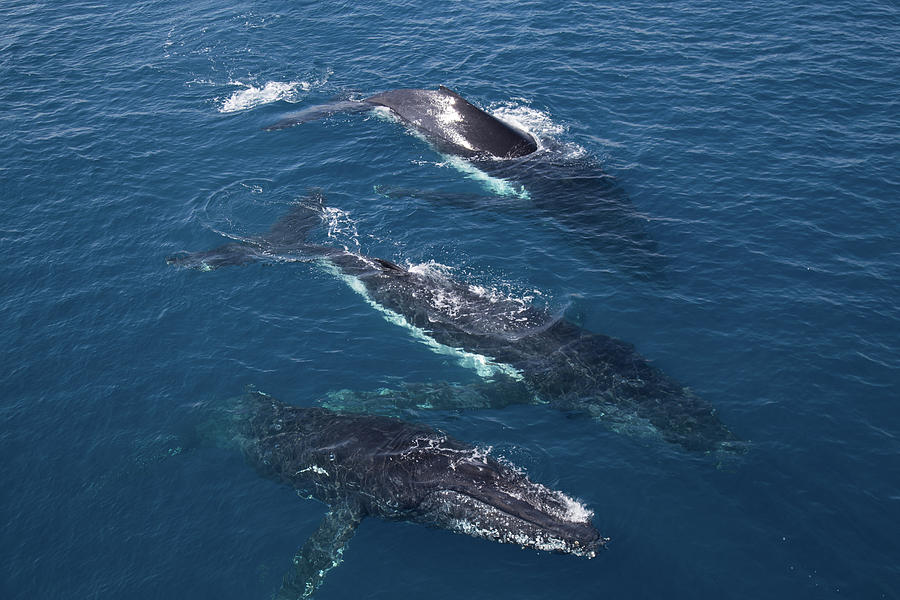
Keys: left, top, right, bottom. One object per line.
{"left": 219, "top": 80, "right": 309, "bottom": 113}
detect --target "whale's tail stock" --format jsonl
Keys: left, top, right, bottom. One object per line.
{"left": 264, "top": 99, "right": 370, "bottom": 131}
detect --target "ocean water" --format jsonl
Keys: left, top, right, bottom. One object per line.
{"left": 2, "top": 1, "right": 899, "bottom": 598}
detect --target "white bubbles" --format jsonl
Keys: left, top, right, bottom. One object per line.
{"left": 556, "top": 492, "right": 595, "bottom": 524}
{"left": 218, "top": 80, "right": 309, "bottom": 113}
{"left": 492, "top": 103, "right": 564, "bottom": 139}
{"left": 323, "top": 206, "right": 360, "bottom": 251}
{"left": 490, "top": 101, "right": 587, "bottom": 160}
{"left": 404, "top": 261, "right": 541, "bottom": 331}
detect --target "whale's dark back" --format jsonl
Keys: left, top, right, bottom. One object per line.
{"left": 238, "top": 393, "right": 462, "bottom": 512}
{"left": 366, "top": 86, "right": 538, "bottom": 158}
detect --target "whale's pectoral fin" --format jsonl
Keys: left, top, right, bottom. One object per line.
{"left": 275, "top": 500, "right": 364, "bottom": 600}
{"left": 373, "top": 185, "right": 505, "bottom": 209}
{"left": 322, "top": 375, "right": 535, "bottom": 417}
{"left": 165, "top": 241, "right": 263, "bottom": 270}
{"left": 264, "top": 100, "right": 371, "bottom": 131}
{"left": 167, "top": 191, "right": 329, "bottom": 271}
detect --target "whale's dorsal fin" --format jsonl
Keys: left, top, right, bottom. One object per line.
{"left": 275, "top": 499, "right": 365, "bottom": 600}
{"left": 437, "top": 84, "right": 462, "bottom": 98}
{"left": 373, "top": 257, "right": 407, "bottom": 273}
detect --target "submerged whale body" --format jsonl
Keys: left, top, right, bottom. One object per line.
{"left": 207, "top": 391, "right": 602, "bottom": 599}
{"left": 267, "top": 86, "right": 666, "bottom": 279}
{"left": 267, "top": 85, "right": 538, "bottom": 159}
{"left": 168, "top": 192, "right": 741, "bottom": 454}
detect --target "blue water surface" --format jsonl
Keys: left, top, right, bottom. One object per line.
{"left": 2, "top": 1, "right": 899, "bottom": 598}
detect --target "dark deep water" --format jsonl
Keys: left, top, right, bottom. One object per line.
{"left": 2, "top": 1, "right": 899, "bottom": 598}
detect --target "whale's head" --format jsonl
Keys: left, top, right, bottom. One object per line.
{"left": 407, "top": 446, "right": 605, "bottom": 558}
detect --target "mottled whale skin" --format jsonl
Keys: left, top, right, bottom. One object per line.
{"left": 169, "top": 193, "right": 741, "bottom": 455}
{"left": 267, "top": 85, "right": 538, "bottom": 159}
{"left": 208, "top": 391, "right": 602, "bottom": 599}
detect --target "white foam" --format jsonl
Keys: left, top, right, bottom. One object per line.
{"left": 450, "top": 516, "right": 587, "bottom": 556}
{"left": 466, "top": 282, "right": 534, "bottom": 316}
{"left": 501, "top": 483, "right": 593, "bottom": 524}
{"left": 323, "top": 206, "right": 360, "bottom": 250}
{"left": 321, "top": 261, "right": 522, "bottom": 380}
{"left": 440, "top": 492, "right": 596, "bottom": 557}
{"left": 406, "top": 260, "right": 455, "bottom": 279}
{"left": 406, "top": 261, "right": 539, "bottom": 329}
{"left": 297, "top": 465, "right": 330, "bottom": 477}
{"left": 558, "top": 493, "right": 594, "bottom": 523}
{"left": 491, "top": 104, "right": 563, "bottom": 139}
{"left": 490, "top": 103, "right": 587, "bottom": 160}
{"left": 219, "top": 80, "right": 309, "bottom": 113}
{"left": 406, "top": 262, "right": 466, "bottom": 317}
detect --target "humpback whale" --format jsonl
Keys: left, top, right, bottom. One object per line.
{"left": 206, "top": 391, "right": 602, "bottom": 599}
{"left": 168, "top": 192, "right": 740, "bottom": 454}
{"left": 266, "top": 85, "right": 538, "bottom": 159}
{"left": 266, "top": 86, "right": 665, "bottom": 278}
